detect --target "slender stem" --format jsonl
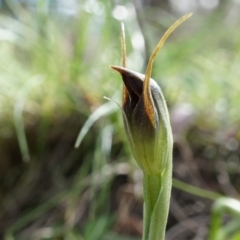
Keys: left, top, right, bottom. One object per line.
{"left": 142, "top": 161, "right": 172, "bottom": 240}
{"left": 143, "top": 174, "right": 161, "bottom": 240}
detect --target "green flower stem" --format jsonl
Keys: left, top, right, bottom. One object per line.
{"left": 143, "top": 160, "right": 172, "bottom": 240}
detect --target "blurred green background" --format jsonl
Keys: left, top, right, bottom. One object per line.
{"left": 1, "top": 0, "right": 240, "bottom": 239}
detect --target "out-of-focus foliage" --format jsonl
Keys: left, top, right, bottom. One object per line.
{"left": 209, "top": 197, "right": 240, "bottom": 240}
{"left": 1, "top": 0, "right": 240, "bottom": 239}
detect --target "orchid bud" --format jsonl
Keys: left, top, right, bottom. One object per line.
{"left": 111, "top": 66, "right": 172, "bottom": 175}
{"left": 111, "top": 13, "right": 192, "bottom": 175}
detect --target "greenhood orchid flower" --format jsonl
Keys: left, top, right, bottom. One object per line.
{"left": 111, "top": 13, "right": 192, "bottom": 240}
{"left": 111, "top": 66, "right": 172, "bottom": 175}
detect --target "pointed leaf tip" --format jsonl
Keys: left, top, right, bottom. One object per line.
{"left": 110, "top": 65, "right": 123, "bottom": 73}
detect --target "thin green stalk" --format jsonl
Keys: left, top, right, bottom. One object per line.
{"left": 142, "top": 159, "right": 172, "bottom": 240}
{"left": 143, "top": 174, "right": 161, "bottom": 239}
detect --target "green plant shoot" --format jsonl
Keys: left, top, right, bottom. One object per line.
{"left": 111, "top": 13, "right": 192, "bottom": 240}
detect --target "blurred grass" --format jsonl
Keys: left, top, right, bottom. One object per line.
{"left": 1, "top": 0, "right": 240, "bottom": 239}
